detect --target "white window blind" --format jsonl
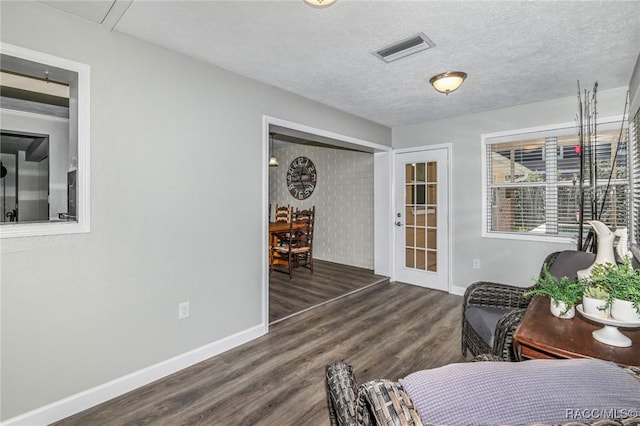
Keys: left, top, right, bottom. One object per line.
{"left": 633, "top": 108, "right": 640, "bottom": 244}
{"left": 484, "top": 122, "right": 628, "bottom": 240}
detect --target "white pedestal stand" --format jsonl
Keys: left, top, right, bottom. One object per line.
{"left": 577, "top": 305, "right": 640, "bottom": 348}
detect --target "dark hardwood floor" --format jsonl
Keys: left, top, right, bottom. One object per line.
{"left": 54, "top": 281, "right": 465, "bottom": 426}
{"left": 269, "top": 259, "right": 388, "bottom": 323}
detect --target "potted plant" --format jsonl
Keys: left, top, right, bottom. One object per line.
{"left": 581, "top": 263, "right": 610, "bottom": 316}
{"left": 524, "top": 266, "right": 585, "bottom": 319}
{"left": 596, "top": 257, "right": 640, "bottom": 322}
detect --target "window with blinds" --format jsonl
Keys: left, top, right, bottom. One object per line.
{"left": 483, "top": 120, "right": 628, "bottom": 241}
{"left": 633, "top": 108, "right": 640, "bottom": 245}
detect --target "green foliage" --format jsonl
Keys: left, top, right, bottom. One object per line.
{"left": 590, "top": 258, "right": 640, "bottom": 314}
{"left": 522, "top": 171, "right": 543, "bottom": 182}
{"left": 524, "top": 265, "right": 586, "bottom": 314}
{"left": 583, "top": 282, "right": 608, "bottom": 299}
{"left": 583, "top": 263, "right": 610, "bottom": 301}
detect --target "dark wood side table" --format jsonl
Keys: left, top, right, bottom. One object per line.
{"left": 513, "top": 295, "right": 640, "bottom": 365}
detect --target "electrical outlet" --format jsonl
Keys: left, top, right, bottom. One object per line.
{"left": 473, "top": 259, "right": 481, "bottom": 269}
{"left": 178, "top": 301, "right": 190, "bottom": 320}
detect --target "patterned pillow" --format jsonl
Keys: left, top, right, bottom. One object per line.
{"left": 399, "top": 359, "right": 640, "bottom": 426}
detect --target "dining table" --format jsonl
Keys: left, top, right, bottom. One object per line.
{"left": 269, "top": 221, "right": 302, "bottom": 233}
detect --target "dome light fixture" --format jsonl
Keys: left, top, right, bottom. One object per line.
{"left": 429, "top": 71, "right": 467, "bottom": 95}
{"left": 303, "top": 0, "right": 337, "bottom": 8}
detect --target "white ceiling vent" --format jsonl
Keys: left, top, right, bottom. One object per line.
{"left": 373, "top": 33, "right": 435, "bottom": 63}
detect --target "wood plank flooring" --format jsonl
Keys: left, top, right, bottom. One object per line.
{"left": 269, "top": 259, "right": 388, "bottom": 323}
{"left": 53, "top": 282, "right": 466, "bottom": 426}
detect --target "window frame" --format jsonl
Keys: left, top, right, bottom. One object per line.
{"left": 481, "top": 115, "right": 626, "bottom": 243}
{"left": 0, "top": 43, "right": 90, "bottom": 238}
{"left": 631, "top": 107, "right": 640, "bottom": 251}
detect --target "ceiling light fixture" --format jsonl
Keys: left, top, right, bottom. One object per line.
{"left": 429, "top": 71, "right": 467, "bottom": 95}
{"left": 269, "top": 133, "right": 279, "bottom": 168}
{"left": 303, "top": 0, "right": 337, "bottom": 8}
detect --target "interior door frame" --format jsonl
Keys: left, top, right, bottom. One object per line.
{"left": 262, "top": 115, "right": 392, "bottom": 330}
{"left": 391, "top": 144, "right": 453, "bottom": 292}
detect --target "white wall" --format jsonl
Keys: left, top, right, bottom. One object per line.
{"left": 269, "top": 143, "right": 374, "bottom": 268}
{"left": 629, "top": 53, "right": 640, "bottom": 119}
{"left": 16, "top": 150, "right": 47, "bottom": 221}
{"left": 0, "top": 2, "right": 390, "bottom": 421}
{"left": 393, "top": 86, "right": 629, "bottom": 290}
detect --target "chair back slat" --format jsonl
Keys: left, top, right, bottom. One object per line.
{"left": 274, "top": 204, "right": 292, "bottom": 223}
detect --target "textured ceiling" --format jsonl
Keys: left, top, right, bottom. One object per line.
{"left": 39, "top": 0, "right": 117, "bottom": 24}
{"left": 55, "top": 1, "right": 640, "bottom": 128}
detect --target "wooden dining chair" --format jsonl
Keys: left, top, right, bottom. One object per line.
{"left": 272, "top": 204, "right": 292, "bottom": 248}
{"left": 292, "top": 206, "right": 315, "bottom": 224}
{"left": 273, "top": 204, "right": 292, "bottom": 223}
{"left": 271, "top": 211, "right": 314, "bottom": 278}
{"left": 292, "top": 206, "right": 315, "bottom": 272}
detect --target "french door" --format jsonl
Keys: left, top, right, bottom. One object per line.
{"left": 394, "top": 148, "right": 449, "bottom": 291}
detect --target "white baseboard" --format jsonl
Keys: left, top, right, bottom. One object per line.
{"left": 449, "top": 285, "right": 466, "bottom": 296}
{"left": 2, "top": 323, "right": 267, "bottom": 426}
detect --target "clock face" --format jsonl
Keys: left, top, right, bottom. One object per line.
{"left": 286, "top": 156, "right": 317, "bottom": 200}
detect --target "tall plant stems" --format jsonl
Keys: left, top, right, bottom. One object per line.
{"left": 592, "top": 82, "right": 598, "bottom": 223}
{"left": 577, "top": 82, "right": 585, "bottom": 250}
{"left": 598, "top": 91, "right": 629, "bottom": 219}
{"left": 575, "top": 82, "right": 629, "bottom": 252}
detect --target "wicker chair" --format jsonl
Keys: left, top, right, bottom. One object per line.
{"left": 326, "top": 356, "right": 502, "bottom": 426}
{"left": 325, "top": 358, "right": 640, "bottom": 426}
{"left": 461, "top": 250, "right": 596, "bottom": 361}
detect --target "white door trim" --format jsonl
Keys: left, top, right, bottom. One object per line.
{"left": 374, "top": 151, "right": 393, "bottom": 277}
{"left": 391, "top": 143, "right": 453, "bottom": 293}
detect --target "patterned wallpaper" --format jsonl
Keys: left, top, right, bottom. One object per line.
{"left": 269, "top": 142, "right": 374, "bottom": 269}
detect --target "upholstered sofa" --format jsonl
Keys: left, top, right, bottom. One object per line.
{"left": 325, "top": 356, "right": 640, "bottom": 426}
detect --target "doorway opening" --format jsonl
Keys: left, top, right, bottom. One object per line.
{"left": 263, "top": 117, "right": 392, "bottom": 327}
{"left": 1, "top": 130, "right": 50, "bottom": 223}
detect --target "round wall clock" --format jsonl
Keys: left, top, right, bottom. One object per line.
{"left": 286, "top": 156, "right": 317, "bottom": 200}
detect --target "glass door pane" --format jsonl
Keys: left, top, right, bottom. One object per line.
{"left": 404, "top": 161, "right": 438, "bottom": 272}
